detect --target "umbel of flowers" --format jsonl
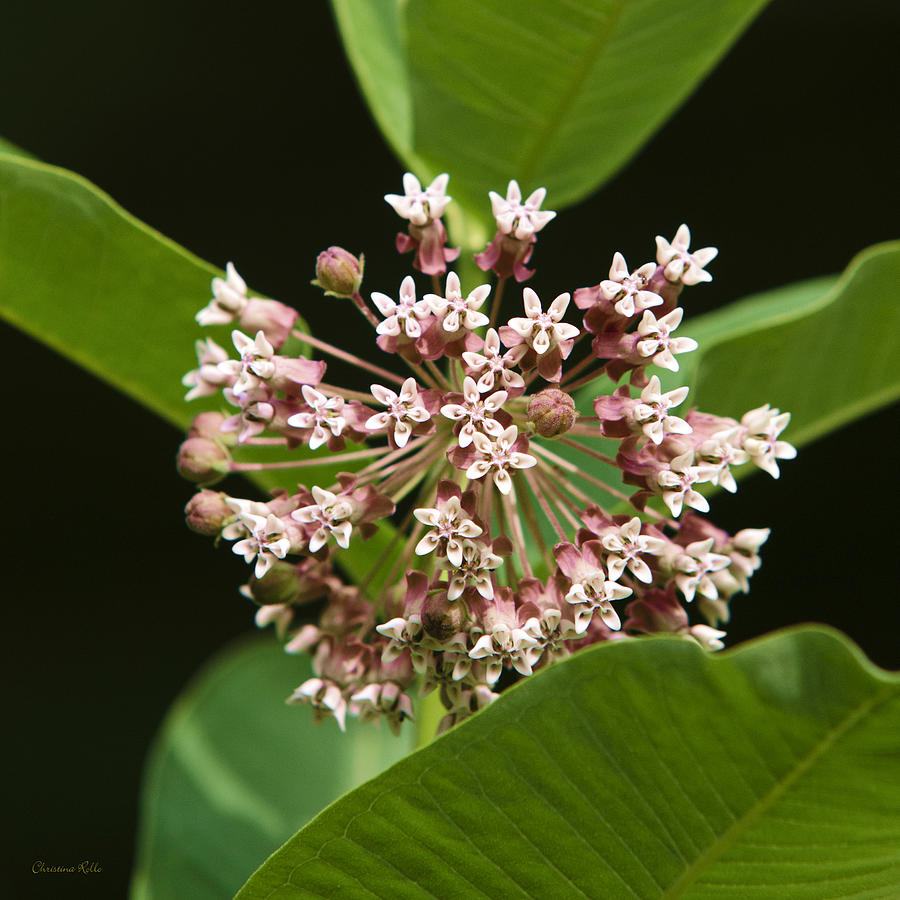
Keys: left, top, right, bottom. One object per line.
{"left": 179, "top": 173, "right": 796, "bottom": 734}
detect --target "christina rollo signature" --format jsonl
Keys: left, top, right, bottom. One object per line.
{"left": 32, "top": 860, "right": 103, "bottom": 874}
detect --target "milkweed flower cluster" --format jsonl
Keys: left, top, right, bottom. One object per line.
{"left": 178, "top": 174, "right": 796, "bottom": 735}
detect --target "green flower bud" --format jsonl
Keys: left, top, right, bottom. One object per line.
{"left": 312, "top": 247, "right": 364, "bottom": 298}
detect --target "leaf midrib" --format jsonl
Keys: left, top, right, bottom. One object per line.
{"left": 516, "top": 0, "right": 628, "bottom": 184}
{"left": 661, "top": 684, "right": 896, "bottom": 897}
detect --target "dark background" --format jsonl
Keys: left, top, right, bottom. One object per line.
{"left": 3, "top": 1, "right": 898, "bottom": 897}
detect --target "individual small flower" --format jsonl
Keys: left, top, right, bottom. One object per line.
{"left": 635, "top": 308, "right": 698, "bottom": 371}
{"left": 366, "top": 378, "right": 433, "bottom": 448}
{"left": 468, "top": 618, "right": 543, "bottom": 683}
{"left": 196, "top": 262, "right": 248, "bottom": 325}
{"left": 655, "top": 224, "right": 718, "bottom": 285}
{"left": 384, "top": 173, "right": 451, "bottom": 226}
{"left": 291, "top": 486, "right": 354, "bottom": 552}
{"left": 554, "top": 541, "right": 632, "bottom": 633}
{"left": 665, "top": 538, "right": 732, "bottom": 603}
{"left": 503, "top": 288, "right": 579, "bottom": 356}
{"left": 425, "top": 272, "right": 490, "bottom": 333}
{"left": 441, "top": 377, "right": 507, "bottom": 447}
{"left": 695, "top": 426, "right": 750, "bottom": 493}
{"left": 600, "top": 516, "right": 667, "bottom": 583}
{"left": 350, "top": 681, "right": 415, "bottom": 736}
{"left": 371, "top": 275, "right": 431, "bottom": 340}
{"left": 464, "top": 425, "right": 537, "bottom": 495}
{"left": 182, "top": 338, "right": 230, "bottom": 401}
{"left": 629, "top": 375, "right": 692, "bottom": 446}
{"left": 461, "top": 328, "right": 526, "bottom": 393}
{"left": 218, "top": 329, "right": 275, "bottom": 394}
{"left": 447, "top": 539, "right": 504, "bottom": 600}
{"left": 599, "top": 253, "right": 663, "bottom": 317}
{"left": 414, "top": 485, "right": 483, "bottom": 567}
{"left": 221, "top": 387, "right": 275, "bottom": 444}
{"left": 656, "top": 450, "right": 716, "bottom": 517}
{"left": 289, "top": 677, "right": 349, "bottom": 731}
{"left": 230, "top": 512, "right": 293, "bottom": 579}
{"left": 489, "top": 180, "right": 556, "bottom": 240}
{"left": 741, "top": 405, "right": 797, "bottom": 478}
{"left": 286, "top": 385, "right": 346, "bottom": 450}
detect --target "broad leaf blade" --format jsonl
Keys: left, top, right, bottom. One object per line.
{"left": 236, "top": 628, "right": 900, "bottom": 898}
{"left": 683, "top": 241, "right": 900, "bottom": 445}
{"left": 333, "top": 0, "right": 771, "bottom": 220}
{"left": 0, "top": 153, "right": 239, "bottom": 427}
{"left": 130, "top": 638, "right": 414, "bottom": 900}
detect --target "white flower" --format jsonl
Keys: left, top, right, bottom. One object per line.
{"left": 505, "top": 289, "right": 579, "bottom": 356}
{"left": 469, "top": 618, "right": 543, "bottom": 683}
{"left": 384, "top": 173, "right": 451, "bottom": 226}
{"left": 636, "top": 308, "right": 698, "bottom": 371}
{"left": 289, "top": 677, "right": 348, "bottom": 731}
{"left": 741, "top": 405, "right": 797, "bottom": 478}
{"left": 287, "top": 385, "right": 346, "bottom": 450}
{"left": 696, "top": 427, "right": 750, "bottom": 493}
{"left": 228, "top": 511, "right": 292, "bottom": 579}
{"left": 182, "top": 337, "right": 230, "bottom": 401}
{"left": 413, "top": 496, "right": 483, "bottom": 567}
{"left": 447, "top": 540, "right": 503, "bottom": 601}
{"left": 689, "top": 624, "right": 727, "bottom": 651}
{"left": 465, "top": 425, "right": 537, "bottom": 495}
{"left": 670, "top": 539, "right": 732, "bottom": 603}
{"left": 441, "top": 377, "right": 507, "bottom": 448}
{"left": 655, "top": 224, "right": 718, "bottom": 285}
{"left": 657, "top": 451, "right": 717, "bottom": 517}
{"left": 489, "top": 180, "right": 556, "bottom": 240}
{"left": 196, "top": 262, "right": 249, "bottom": 326}
{"left": 629, "top": 375, "right": 692, "bottom": 446}
{"left": 461, "top": 328, "right": 526, "bottom": 393}
{"left": 425, "top": 272, "right": 490, "bottom": 333}
{"left": 599, "top": 253, "right": 662, "bottom": 317}
{"left": 371, "top": 275, "right": 431, "bottom": 339}
{"left": 291, "top": 486, "right": 354, "bottom": 552}
{"left": 217, "top": 329, "right": 275, "bottom": 395}
{"left": 600, "top": 517, "right": 667, "bottom": 583}
{"left": 365, "top": 377, "right": 431, "bottom": 448}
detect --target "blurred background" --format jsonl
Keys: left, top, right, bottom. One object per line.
{"left": 3, "top": 0, "right": 897, "bottom": 897}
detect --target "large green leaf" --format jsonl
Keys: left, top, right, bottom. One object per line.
{"left": 130, "top": 637, "right": 414, "bottom": 900}
{"left": 681, "top": 241, "right": 900, "bottom": 446}
{"left": 333, "top": 0, "right": 770, "bottom": 232}
{"left": 0, "top": 152, "right": 231, "bottom": 426}
{"left": 236, "top": 627, "right": 900, "bottom": 898}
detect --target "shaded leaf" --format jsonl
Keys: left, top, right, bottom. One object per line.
{"left": 333, "top": 0, "right": 771, "bottom": 230}
{"left": 237, "top": 627, "right": 900, "bottom": 898}
{"left": 130, "top": 637, "right": 414, "bottom": 900}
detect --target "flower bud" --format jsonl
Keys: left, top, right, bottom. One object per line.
{"left": 422, "top": 591, "right": 464, "bottom": 642}
{"left": 246, "top": 562, "right": 304, "bottom": 606}
{"left": 189, "top": 411, "right": 234, "bottom": 444}
{"left": 313, "top": 247, "right": 364, "bottom": 298}
{"left": 184, "top": 490, "right": 234, "bottom": 536}
{"left": 176, "top": 437, "right": 231, "bottom": 484}
{"left": 527, "top": 388, "right": 577, "bottom": 438}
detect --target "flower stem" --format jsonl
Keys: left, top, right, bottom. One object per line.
{"left": 291, "top": 330, "right": 404, "bottom": 385}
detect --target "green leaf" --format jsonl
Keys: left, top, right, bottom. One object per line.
{"left": 130, "top": 637, "right": 414, "bottom": 900}
{"left": 680, "top": 241, "right": 900, "bottom": 446}
{"left": 0, "top": 152, "right": 282, "bottom": 428}
{"left": 236, "top": 627, "right": 900, "bottom": 898}
{"left": 333, "top": 0, "right": 771, "bottom": 231}
{"left": 0, "top": 136, "right": 34, "bottom": 158}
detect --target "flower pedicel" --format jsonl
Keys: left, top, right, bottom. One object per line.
{"left": 178, "top": 175, "right": 796, "bottom": 735}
